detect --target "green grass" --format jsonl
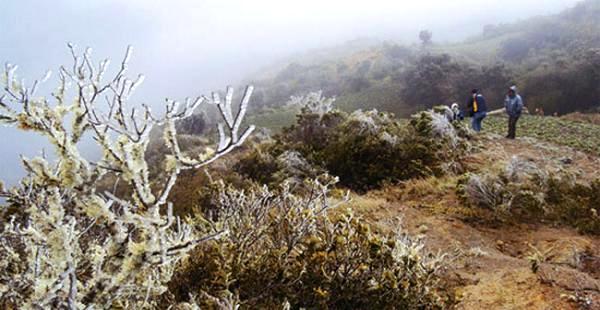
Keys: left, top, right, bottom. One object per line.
{"left": 335, "top": 85, "right": 416, "bottom": 116}
{"left": 486, "top": 115, "right": 600, "bottom": 156}
{"left": 246, "top": 106, "right": 300, "bottom": 132}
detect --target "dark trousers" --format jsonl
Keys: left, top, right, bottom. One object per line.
{"left": 507, "top": 115, "right": 519, "bottom": 139}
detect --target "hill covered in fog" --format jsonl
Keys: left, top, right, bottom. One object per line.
{"left": 246, "top": 0, "right": 600, "bottom": 128}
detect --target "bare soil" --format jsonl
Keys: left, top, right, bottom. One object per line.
{"left": 354, "top": 135, "right": 600, "bottom": 309}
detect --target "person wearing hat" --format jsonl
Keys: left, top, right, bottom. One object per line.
{"left": 504, "top": 85, "right": 523, "bottom": 139}
{"left": 467, "top": 89, "right": 488, "bottom": 132}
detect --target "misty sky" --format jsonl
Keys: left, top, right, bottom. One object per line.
{"left": 0, "top": 0, "right": 582, "bottom": 184}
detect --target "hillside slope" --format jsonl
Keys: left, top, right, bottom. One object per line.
{"left": 247, "top": 0, "right": 600, "bottom": 122}
{"left": 350, "top": 119, "right": 600, "bottom": 309}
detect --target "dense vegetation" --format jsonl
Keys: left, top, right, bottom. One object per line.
{"left": 238, "top": 93, "right": 469, "bottom": 192}
{"left": 165, "top": 181, "right": 450, "bottom": 309}
{"left": 0, "top": 48, "right": 458, "bottom": 309}
{"left": 458, "top": 157, "right": 600, "bottom": 234}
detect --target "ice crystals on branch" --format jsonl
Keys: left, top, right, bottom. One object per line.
{"left": 0, "top": 43, "right": 254, "bottom": 308}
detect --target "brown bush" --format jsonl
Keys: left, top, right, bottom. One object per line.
{"left": 458, "top": 157, "right": 600, "bottom": 234}
{"left": 164, "top": 177, "right": 450, "bottom": 309}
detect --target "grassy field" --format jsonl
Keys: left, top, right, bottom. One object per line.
{"left": 485, "top": 114, "right": 600, "bottom": 156}
{"left": 246, "top": 106, "right": 300, "bottom": 132}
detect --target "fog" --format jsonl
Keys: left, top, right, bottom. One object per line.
{"left": 0, "top": 0, "right": 581, "bottom": 184}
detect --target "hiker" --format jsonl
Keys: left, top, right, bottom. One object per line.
{"left": 467, "top": 89, "right": 487, "bottom": 132}
{"left": 451, "top": 103, "right": 464, "bottom": 121}
{"left": 504, "top": 85, "right": 523, "bottom": 139}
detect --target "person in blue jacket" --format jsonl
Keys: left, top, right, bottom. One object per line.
{"left": 504, "top": 85, "right": 524, "bottom": 139}
{"left": 467, "top": 89, "right": 488, "bottom": 132}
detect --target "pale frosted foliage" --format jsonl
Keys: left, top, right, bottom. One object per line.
{"left": 208, "top": 175, "right": 342, "bottom": 248}
{"left": 464, "top": 158, "right": 547, "bottom": 211}
{"left": 349, "top": 109, "right": 383, "bottom": 134}
{"left": 288, "top": 91, "right": 335, "bottom": 117}
{"left": 347, "top": 109, "right": 401, "bottom": 145}
{"left": 179, "top": 175, "right": 344, "bottom": 307}
{"left": 380, "top": 131, "right": 399, "bottom": 146}
{"left": 174, "top": 176, "right": 444, "bottom": 307}
{"left": 504, "top": 155, "right": 546, "bottom": 183}
{"left": 0, "top": 45, "right": 254, "bottom": 308}
{"left": 428, "top": 110, "right": 459, "bottom": 148}
{"left": 274, "top": 150, "right": 320, "bottom": 184}
{"left": 464, "top": 174, "right": 510, "bottom": 210}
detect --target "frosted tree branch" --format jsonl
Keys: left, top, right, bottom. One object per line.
{"left": 0, "top": 44, "right": 254, "bottom": 308}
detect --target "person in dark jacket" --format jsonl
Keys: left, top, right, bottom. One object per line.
{"left": 504, "top": 85, "right": 523, "bottom": 139}
{"left": 467, "top": 89, "right": 488, "bottom": 132}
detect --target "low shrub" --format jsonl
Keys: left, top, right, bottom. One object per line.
{"left": 276, "top": 92, "right": 347, "bottom": 163}
{"left": 256, "top": 94, "right": 469, "bottom": 191}
{"left": 164, "top": 176, "right": 450, "bottom": 309}
{"left": 457, "top": 172, "right": 510, "bottom": 212}
{"left": 545, "top": 177, "right": 600, "bottom": 234}
{"left": 322, "top": 110, "right": 413, "bottom": 190}
{"left": 234, "top": 146, "right": 281, "bottom": 185}
{"left": 458, "top": 157, "right": 600, "bottom": 234}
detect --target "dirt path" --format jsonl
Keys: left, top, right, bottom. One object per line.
{"left": 354, "top": 199, "right": 600, "bottom": 309}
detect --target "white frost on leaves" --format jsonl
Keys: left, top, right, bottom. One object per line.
{"left": 380, "top": 131, "right": 399, "bottom": 146}
{"left": 0, "top": 45, "right": 254, "bottom": 308}
{"left": 428, "top": 110, "right": 459, "bottom": 148}
{"left": 349, "top": 110, "right": 383, "bottom": 134}
{"left": 275, "top": 150, "right": 320, "bottom": 184}
{"left": 288, "top": 91, "right": 335, "bottom": 118}
{"left": 504, "top": 155, "right": 543, "bottom": 182}
{"left": 465, "top": 173, "right": 509, "bottom": 210}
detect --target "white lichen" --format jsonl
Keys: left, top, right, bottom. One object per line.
{"left": 0, "top": 45, "right": 254, "bottom": 309}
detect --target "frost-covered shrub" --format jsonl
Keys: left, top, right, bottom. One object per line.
{"left": 406, "top": 110, "right": 467, "bottom": 174}
{"left": 457, "top": 158, "right": 547, "bottom": 218}
{"left": 457, "top": 173, "right": 510, "bottom": 211}
{"left": 235, "top": 145, "right": 324, "bottom": 188}
{"left": 322, "top": 110, "right": 408, "bottom": 190}
{"left": 0, "top": 45, "right": 255, "bottom": 308}
{"left": 234, "top": 145, "right": 280, "bottom": 185}
{"left": 458, "top": 157, "right": 600, "bottom": 233}
{"left": 458, "top": 172, "right": 546, "bottom": 219}
{"left": 322, "top": 109, "right": 464, "bottom": 190}
{"left": 165, "top": 177, "right": 450, "bottom": 309}
{"left": 277, "top": 92, "right": 347, "bottom": 163}
{"left": 504, "top": 155, "right": 545, "bottom": 183}
{"left": 286, "top": 213, "right": 448, "bottom": 309}
{"left": 274, "top": 150, "right": 323, "bottom": 185}
{"left": 270, "top": 96, "right": 469, "bottom": 191}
